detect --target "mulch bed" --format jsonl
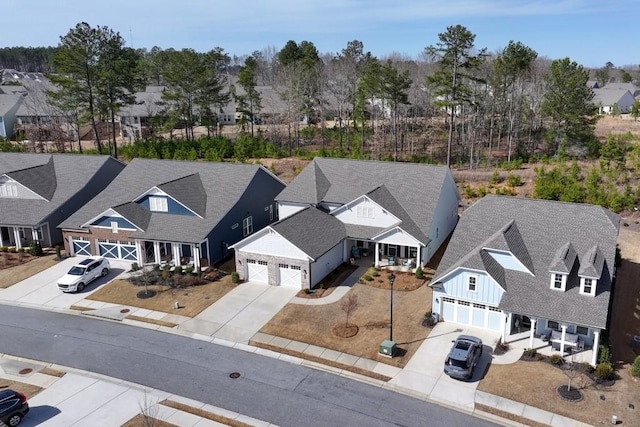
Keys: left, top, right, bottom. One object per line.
{"left": 556, "top": 385, "right": 583, "bottom": 402}
{"left": 332, "top": 323, "right": 359, "bottom": 338}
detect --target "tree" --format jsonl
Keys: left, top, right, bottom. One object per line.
{"left": 541, "top": 57, "right": 598, "bottom": 155}
{"left": 379, "top": 60, "right": 412, "bottom": 160}
{"left": 631, "top": 99, "right": 640, "bottom": 121}
{"left": 340, "top": 293, "right": 359, "bottom": 327}
{"left": 620, "top": 69, "right": 633, "bottom": 83}
{"left": 236, "top": 55, "right": 262, "bottom": 137}
{"left": 426, "top": 25, "right": 486, "bottom": 166}
{"left": 49, "top": 22, "right": 109, "bottom": 152}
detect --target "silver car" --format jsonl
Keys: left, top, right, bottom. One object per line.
{"left": 444, "top": 335, "right": 483, "bottom": 380}
{"left": 57, "top": 257, "right": 110, "bottom": 292}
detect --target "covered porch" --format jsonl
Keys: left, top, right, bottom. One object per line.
{"left": 502, "top": 312, "right": 600, "bottom": 365}
{"left": 139, "top": 239, "right": 209, "bottom": 270}
{"left": 0, "top": 224, "right": 51, "bottom": 249}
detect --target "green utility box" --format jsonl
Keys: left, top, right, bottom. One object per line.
{"left": 378, "top": 340, "right": 397, "bottom": 358}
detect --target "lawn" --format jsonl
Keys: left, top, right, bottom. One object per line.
{"left": 478, "top": 359, "right": 640, "bottom": 427}
{"left": 260, "top": 274, "right": 432, "bottom": 368}
{"left": 0, "top": 252, "right": 61, "bottom": 288}
{"left": 86, "top": 273, "right": 237, "bottom": 318}
{"left": 0, "top": 379, "right": 43, "bottom": 399}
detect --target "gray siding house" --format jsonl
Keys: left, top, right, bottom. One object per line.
{"left": 0, "top": 153, "right": 125, "bottom": 249}
{"left": 58, "top": 159, "right": 285, "bottom": 269}
{"left": 430, "top": 196, "right": 619, "bottom": 365}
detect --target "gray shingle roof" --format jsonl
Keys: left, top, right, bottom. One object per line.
{"left": 271, "top": 207, "right": 346, "bottom": 260}
{"left": 276, "top": 157, "right": 453, "bottom": 245}
{"left": 59, "top": 159, "right": 281, "bottom": 244}
{"left": 592, "top": 88, "right": 633, "bottom": 106}
{"left": 432, "top": 196, "right": 619, "bottom": 329}
{"left": 0, "top": 153, "right": 123, "bottom": 226}
{"left": 0, "top": 94, "right": 22, "bottom": 116}
{"left": 112, "top": 202, "right": 151, "bottom": 230}
{"left": 578, "top": 245, "right": 605, "bottom": 278}
{"left": 549, "top": 242, "right": 577, "bottom": 274}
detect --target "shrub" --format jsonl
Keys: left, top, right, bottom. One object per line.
{"left": 0, "top": 246, "right": 8, "bottom": 252}
{"left": 524, "top": 348, "right": 538, "bottom": 358}
{"left": 632, "top": 355, "right": 640, "bottom": 377}
{"left": 549, "top": 354, "right": 565, "bottom": 365}
{"left": 231, "top": 271, "right": 240, "bottom": 283}
{"left": 8, "top": 247, "right": 17, "bottom": 253}
{"left": 598, "top": 344, "right": 611, "bottom": 364}
{"left": 185, "top": 266, "right": 194, "bottom": 275}
{"left": 28, "top": 241, "right": 43, "bottom": 256}
{"left": 371, "top": 270, "right": 379, "bottom": 277}
{"left": 415, "top": 266, "right": 424, "bottom": 279}
{"left": 173, "top": 266, "right": 183, "bottom": 275}
{"left": 131, "top": 262, "right": 140, "bottom": 272}
{"left": 55, "top": 244, "right": 62, "bottom": 259}
{"left": 506, "top": 173, "right": 523, "bottom": 187}
{"left": 463, "top": 185, "right": 477, "bottom": 198}
{"left": 594, "top": 362, "right": 614, "bottom": 380}
{"left": 489, "top": 170, "right": 500, "bottom": 185}
{"left": 363, "top": 274, "right": 373, "bottom": 281}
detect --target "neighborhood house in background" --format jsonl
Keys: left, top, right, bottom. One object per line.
{"left": 430, "top": 195, "right": 619, "bottom": 366}
{"left": 232, "top": 157, "right": 460, "bottom": 289}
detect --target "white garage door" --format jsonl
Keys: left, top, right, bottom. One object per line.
{"left": 441, "top": 297, "right": 501, "bottom": 331}
{"left": 71, "top": 237, "right": 91, "bottom": 256}
{"left": 278, "top": 264, "right": 302, "bottom": 288}
{"left": 246, "top": 259, "right": 268, "bottom": 283}
{"left": 98, "top": 239, "right": 138, "bottom": 260}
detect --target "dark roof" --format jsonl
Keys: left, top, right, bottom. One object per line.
{"left": 112, "top": 202, "right": 151, "bottom": 230}
{"left": 0, "top": 154, "right": 123, "bottom": 227}
{"left": 432, "top": 196, "right": 619, "bottom": 329}
{"left": 59, "top": 159, "right": 284, "bottom": 244}
{"left": 271, "top": 207, "right": 346, "bottom": 260}
{"left": 276, "top": 157, "right": 454, "bottom": 244}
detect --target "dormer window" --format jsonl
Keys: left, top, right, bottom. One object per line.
{"left": 0, "top": 182, "right": 17, "bottom": 197}
{"left": 551, "top": 273, "right": 566, "bottom": 291}
{"left": 467, "top": 275, "right": 477, "bottom": 292}
{"left": 580, "top": 277, "right": 597, "bottom": 296}
{"left": 149, "top": 196, "right": 168, "bottom": 212}
{"left": 357, "top": 206, "right": 374, "bottom": 219}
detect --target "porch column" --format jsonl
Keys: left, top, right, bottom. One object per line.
{"left": 591, "top": 330, "right": 601, "bottom": 366}
{"left": 191, "top": 244, "right": 199, "bottom": 269}
{"left": 0, "top": 228, "right": 4, "bottom": 247}
{"left": 502, "top": 312, "right": 510, "bottom": 344}
{"left": 153, "top": 241, "right": 161, "bottom": 264}
{"left": 172, "top": 244, "right": 181, "bottom": 265}
{"left": 135, "top": 241, "right": 144, "bottom": 266}
{"left": 31, "top": 228, "right": 39, "bottom": 243}
{"left": 416, "top": 245, "right": 421, "bottom": 267}
{"left": 374, "top": 243, "right": 380, "bottom": 267}
{"left": 529, "top": 318, "right": 537, "bottom": 349}
{"left": 560, "top": 325, "right": 567, "bottom": 354}
{"left": 13, "top": 227, "right": 21, "bottom": 249}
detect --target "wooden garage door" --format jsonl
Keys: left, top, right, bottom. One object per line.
{"left": 246, "top": 259, "right": 268, "bottom": 283}
{"left": 278, "top": 264, "right": 301, "bottom": 288}
{"left": 441, "top": 297, "right": 501, "bottom": 331}
{"left": 71, "top": 237, "right": 91, "bottom": 256}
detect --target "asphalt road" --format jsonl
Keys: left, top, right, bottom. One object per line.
{"left": 0, "top": 305, "right": 498, "bottom": 427}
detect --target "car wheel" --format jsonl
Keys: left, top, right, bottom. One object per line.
{"left": 77, "top": 282, "right": 85, "bottom": 292}
{"left": 7, "top": 412, "right": 23, "bottom": 426}
{"left": 101, "top": 268, "right": 109, "bottom": 277}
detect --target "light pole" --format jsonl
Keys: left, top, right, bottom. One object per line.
{"left": 388, "top": 273, "right": 396, "bottom": 342}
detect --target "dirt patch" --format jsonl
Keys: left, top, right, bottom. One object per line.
{"left": 0, "top": 253, "right": 60, "bottom": 288}
{"left": 256, "top": 157, "right": 310, "bottom": 184}
{"left": 333, "top": 323, "right": 359, "bottom": 338}
{"left": 39, "top": 367, "right": 66, "bottom": 378}
{"left": 260, "top": 283, "right": 433, "bottom": 368}
{"left": 0, "top": 380, "right": 43, "bottom": 399}
{"left": 86, "top": 277, "right": 237, "bottom": 318}
{"left": 122, "top": 414, "right": 177, "bottom": 427}
{"left": 161, "top": 400, "right": 252, "bottom": 427}
{"left": 358, "top": 268, "right": 428, "bottom": 291}
{"left": 478, "top": 360, "right": 640, "bottom": 427}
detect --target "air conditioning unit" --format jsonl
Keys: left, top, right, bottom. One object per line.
{"left": 378, "top": 340, "right": 397, "bottom": 358}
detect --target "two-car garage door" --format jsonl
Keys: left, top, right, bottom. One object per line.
{"left": 441, "top": 297, "right": 502, "bottom": 331}
{"left": 245, "top": 260, "right": 302, "bottom": 287}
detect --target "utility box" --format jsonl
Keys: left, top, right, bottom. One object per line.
{"left": 379, "top": 340, "right": 397, "bottom": 358}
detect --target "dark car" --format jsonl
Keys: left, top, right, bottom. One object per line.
{"left": 0, "top": 389, "right": 29, "bottom": 426}
{"left": 444, "top": 335, "right": 483, "bottom": 380}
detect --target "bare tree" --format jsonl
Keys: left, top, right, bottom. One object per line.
{"left": 340, "top": 293, "right": 359, "bottom": 327}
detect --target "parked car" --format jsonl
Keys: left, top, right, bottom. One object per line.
{"left": 0, "top": 389, "right": 29, "bottom": 426}
{"left": 444, "top": 335, "right": 483, "bottom": 380}
{"left": 57, "top": 257, "right": 110, "bottom": 292}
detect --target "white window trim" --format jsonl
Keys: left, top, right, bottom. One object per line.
{"left": 149, "top": 196, "right": 168, "bottom": 212}
{"left": 110, "top": 221, "right": 118, "bottom": 233}
{"left": 356, "top": 206, "right": 375, "bottom": 219}
{"left": 243, "top": 216, "right": 253, "bottom": 237}
{"left": 0, "top": 182, "right": 18, "bottom": 197}
{"left": 580, "top": 277, "right": 597, "bottom": 296}
{"left": 550, "top": 273, "right": 566, "bottom": 291}
{"left": 467, "top": 274, "right": 478, "bottom": 293}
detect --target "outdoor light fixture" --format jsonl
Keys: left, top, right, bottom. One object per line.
{"left": 303, "top": 269, "right": 307, "bottom": 279}
{"left": 388, "top": 273, "right": 396, "bottom": 342}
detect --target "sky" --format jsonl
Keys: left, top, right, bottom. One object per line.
{"left": 3, "top": 0, "right": 639, "bottom": 68}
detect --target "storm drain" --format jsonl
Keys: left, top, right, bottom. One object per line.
{"left": 18, "top": 368, "right": 33, "bottom": 375}
{"left": 229, "top": 372, "right": 241, "bottom": 379}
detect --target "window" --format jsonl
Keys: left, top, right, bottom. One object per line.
{"left": 467, "top": 275, "right": 477, "bottom": 292}
{"left": 149, "top": 196, "right": 168, "bottom": 212}
{"left": 442, "top": 297, "right": 455, "bottom": 303}
{"left": 551, "top": 273, "right": 564, "bottom": 290}
{"left": 357, "top": 206, "right": 375, "bottom": 219}
{"left": 269, "top": 205, "right": 274, "bottom": 221}
{"left": 581, "top": 278, "right": 596, "bottom": 295}
{"left": 111, "top": 221, "right": 118, "bottom": 233}
{"left": 243, "top": 216, "right": 253, "bottom": 236}
{"left": 458, "top": 300, "right": 470, "bottom": 306}
{"left": 0, "top": 183, "right": 17, "bottom": 197}
{"left": 258, "top": 260, "right": 267, "bottom": 266}
{"left": 547, "top": 320, "right": 559, "bottom": 331}
{"left": 278, "top": 263, "right": 289, "bottom": 268}
{"left": 576, "top": 326, "right": 589, "bottom": 336}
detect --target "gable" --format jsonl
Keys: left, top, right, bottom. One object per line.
{"left": 331, "top": 196, "right": 400, "bottom": 228}
{"left": 136, "top": 193, "right": 197, "bottom": 216}
{"left": 0, "top": 175, "right": 44, "bottom": 200}
{"left": 4, "top": 155, "right": 57, "bottom": 201}
{"left": 484, "top": 249, "right": 532, "bottom": 274}
{"left": 235, "top": 228, "right": 310, "bottom": 260}
{"left": 374, "top": 226, "right": 423, "bottom": 246}
{"left": 439, "top": 269, "right": 505, "bottom": 305}
{"left": 90, "top": 215, "right": 138, "bottom": 230}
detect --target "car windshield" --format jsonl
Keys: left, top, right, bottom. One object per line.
{"left": 450, "top": 358, "right": 468, "bottom": 368}
{"left": 67, "top": 266, "right": 86, "bottom": 275}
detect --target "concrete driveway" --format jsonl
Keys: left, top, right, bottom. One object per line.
{"left": 389, "top": 322, "right": 499, "bottom": 410}
{"left": 178, "top": 281, "right": 299, "bottom": 343}
{"left": 0, "top": 256, "right": 133, "bottom": 309}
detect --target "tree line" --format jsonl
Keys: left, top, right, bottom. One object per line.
{"left": 3, "top": 22, "right": 640, "bottom": 166}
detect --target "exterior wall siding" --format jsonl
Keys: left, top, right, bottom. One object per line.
{"left": 432, "top": 269, "right": 504, "bottom": 315}
{"left": 137, "top": 195, "right": 195, "bottom": 216}
{"left": 310, "top": 242, "right": 344, "bottom": 287}
{"left": 234, "top": 251, "right": 311, "bottom": 289}
{"left": 278, "top": 202, "right": 307, "bottom": 220}
{"left": 91, "top": 216, "right": 137, "bottom": 229}
{"left": 332, "top": 199, "right": 398, "bottom": 228}
{"left": 426, "top": 172, "right": 460, "bottom": 264}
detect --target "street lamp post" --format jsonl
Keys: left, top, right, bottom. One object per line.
{"left": 388, "top": 273, "right": 396, "bottom": 342}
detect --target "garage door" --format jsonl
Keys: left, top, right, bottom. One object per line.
{"left": 71, "top": 237, "right": 91, "bottom": 256}
{"left": 278, "top": 264, "right": 302, "bottom": 288}
{"left": 246, "top": 259, "right": 268, "bottom": 283}
{"left": 441, "top": 297, "right": 501, "bottom": 331}
{"left": 98, "top": 239, "right": 137, "bottom": 261}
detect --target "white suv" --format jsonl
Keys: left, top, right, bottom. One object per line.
{"left": 57, "top": 257, "right": 110, "bottom": 292}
